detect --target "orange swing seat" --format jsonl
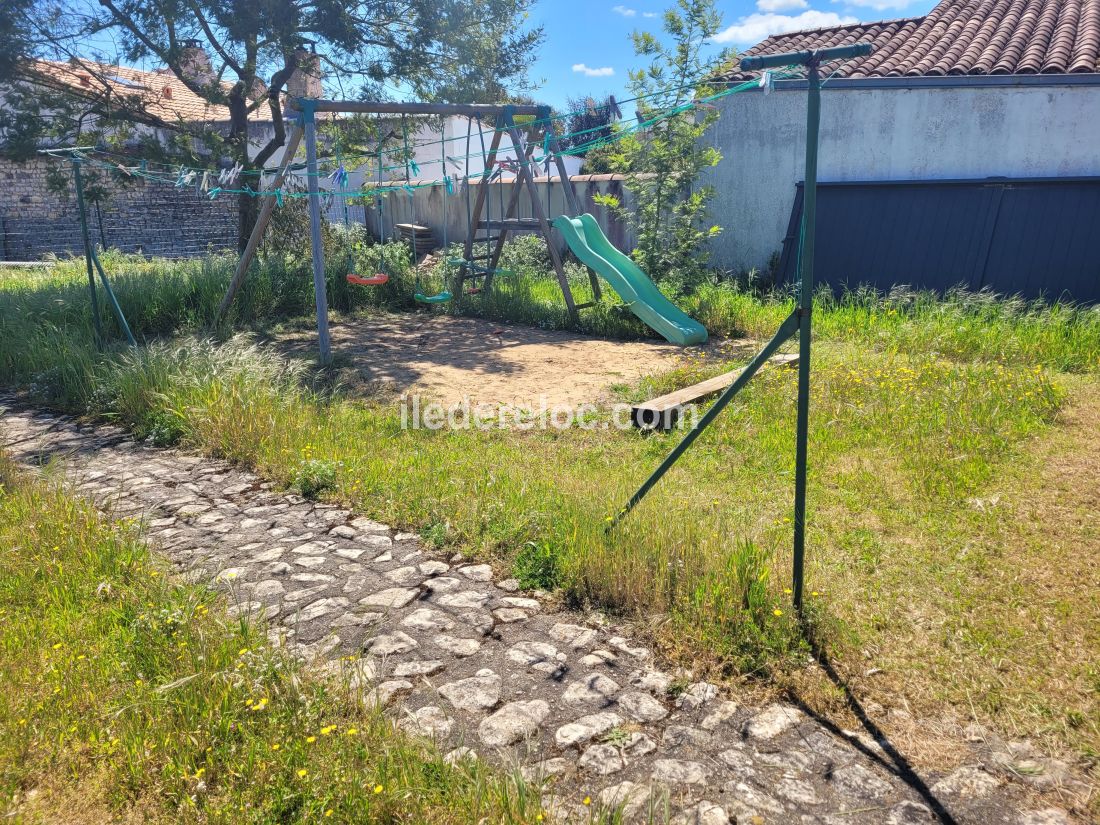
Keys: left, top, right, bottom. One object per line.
{"left": 346, "top": 273, "right": 389, "bottom": 286}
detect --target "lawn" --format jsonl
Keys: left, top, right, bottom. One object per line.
{"left": 2, "top": 249, "right": 1098, "bottom": 773}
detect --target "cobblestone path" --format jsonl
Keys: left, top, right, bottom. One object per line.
{"left": 1, "top": 405, "right": 1089, "bottom": 824}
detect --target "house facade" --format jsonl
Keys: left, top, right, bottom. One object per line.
{"left": 706, "top": 0, "right": 1100, "bottom": 300}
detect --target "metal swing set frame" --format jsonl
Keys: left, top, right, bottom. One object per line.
{"left": 217, "top": 98, "right": 597, "bottom": 365}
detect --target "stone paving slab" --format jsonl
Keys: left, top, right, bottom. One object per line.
{"left": 1, "top": 404, "right": 1089, "bottom": 825}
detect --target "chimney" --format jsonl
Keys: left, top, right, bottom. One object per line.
{"left": 288, "top": 45, "right": 322, "bottom": 99}
{"left": 179, "top": 39, "right": 214, "bottom": 87}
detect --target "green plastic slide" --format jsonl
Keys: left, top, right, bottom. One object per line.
{"left": 552, "top": 213, "right": 708, "bottom": 346}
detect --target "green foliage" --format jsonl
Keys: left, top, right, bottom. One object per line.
{"left": 591, "top": 0, "right": 728, "bottom": 290}
{"left": 514, "top": 540, "right": 563, "bottom": 590}
{"left": 293, "top": 459, "right": 339, "bottom": 499}
{"left": 561, "top": 95, "right": 617, "bottom": 156}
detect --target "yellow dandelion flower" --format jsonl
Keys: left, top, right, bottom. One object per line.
{"left": 583, "top": 795, "right": 591, "bottom": 805}
{"left": 52, "top": 643, "right": 63, "bottom": 650}
{"left": 297, "top": 769, "right": 308, "bottom": 778}
{"left": 306, "top": 736, "right": 317, "bottom": 743}
{"left": 325, "top": 811, "right": 333, "bottom": 818}
{"left": 238, "top": 648, "right": 249, "bottom": 656}
{"left": 773, "top": 609, "right": 783, "bottom": 617}
{"left": 373, "top": 785, "right": 384, "bottom": 794}
{"left": 783, "top": 588, "right": 792, "bottom": 594}
{"left": 271, "top": 743, "right": 281, "bottom": 751}
{"left": 345, "top": 728, "right": 358, "bottom": 736}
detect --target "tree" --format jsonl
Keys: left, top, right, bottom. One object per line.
{"left": 593, "top": 0, "right": 729, "bottom": 288}
{"left": 7, "top": 0, "right": 543, "bottom": 249}
{"left": 561, "top": 94, "right": 616, "bottom": 156}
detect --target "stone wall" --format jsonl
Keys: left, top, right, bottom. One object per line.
{"left": 0, "top": 158, "right": 237, "bottom": 261}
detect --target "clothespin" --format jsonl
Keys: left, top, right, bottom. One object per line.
{"left": 759, "top": 70, "right": 773, "bottom": 95}
{"left": 409, "top": 159, "right": 420, "bottom": 177}
{"left": 444, "top": 175, "right": 454, "bottom": 195}
{"left": 200, "top": 171, "right": 210, "bottom": 192}
{"left": 403, "top": 183, "right": 414, "bottom": 197}
{"left": 275, "top": 188, "right": 283, "bottom": 207}
{"left": 116, "top": 163, "right": 132, "bottom": 176}
{"left": 175, "top": 166, "right": 188, "bottom": 187}
{"left": 543, "top": 131, "right": 552, "bottom": 155}
{"left": 446, "top": 155, "right": 462, "bottom": 172}
{"left": 208, "top": 187, "right": 221, "bottom": 200}
{"left": 328, "top": 164, "right": 348, "bottom": 188}
{"left": 219, "top": 161, "right": 243, "bottom": 186}
{"left": 608, "top": 95, "right": 622, "bottom": 120}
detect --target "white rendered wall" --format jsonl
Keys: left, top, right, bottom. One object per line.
{"left": 703, "top": 80, "right": 1100, "bottom": 274}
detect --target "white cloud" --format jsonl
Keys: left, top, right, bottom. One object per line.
{"left": 834, "top": 0, "right": 917, "bottom": 8}
{"left": 642, "top": 10, "right": 658, "bottom": 16}
{"left": 612, "top": 4, "right": 636, "bottom": 16}
{"left": 572, "top": 63, "right": 616, "bottom": 77}
{"left": 712, "top": 11, "right": 859, "bottom": 45}
{"left": 756, "top": 0, "right": 808, "bottom": 10}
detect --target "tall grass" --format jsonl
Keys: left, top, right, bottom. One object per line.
{"left": 0, "top": 455, "right": 549, "bottom": 823}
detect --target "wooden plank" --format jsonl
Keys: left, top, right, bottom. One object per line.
{"left": 631, "top": 354, "right": 799, "bottom": 430}
{"left": 300, "top": 100, "right": 542, "bottom": 117}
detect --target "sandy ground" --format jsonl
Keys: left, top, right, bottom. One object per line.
{"left": 280, "top": 311, "right": 692, "bottom": 408}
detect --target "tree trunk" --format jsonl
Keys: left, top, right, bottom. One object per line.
{"left": 228, "top": 86, "right": 257, "bottom": 252}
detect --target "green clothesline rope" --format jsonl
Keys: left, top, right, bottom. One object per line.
{"left": 47, "top": 69, "right": 792, "bottom": 202}
{"left": 45, "top": 64, "right": 792, "bottom": 183}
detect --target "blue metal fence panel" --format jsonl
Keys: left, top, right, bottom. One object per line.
{"left": 779, "top": 177, "right": 1100, "bottom": 303}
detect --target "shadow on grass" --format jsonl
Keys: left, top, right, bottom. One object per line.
{"left": 796, "top": 630, "right": 959, "bottom": 825}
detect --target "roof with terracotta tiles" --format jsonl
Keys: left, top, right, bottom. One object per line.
{"left": 22, "top": 59, "right": 274, "bottom": 124}
{"left": 717, "top": 0, "right": 1100, "bottom": 80}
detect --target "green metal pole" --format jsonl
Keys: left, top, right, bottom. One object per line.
{"left": 89, "top": 248, "right": 137, "bottom": 346}
{"left": 791, "top": 60, "right": 822, "bottom": 613}
{"left": 608, "top": 310, "right": 800, "bottom": 529}
{"left": 71, "top": 159, "right": 105, "bottom": 348}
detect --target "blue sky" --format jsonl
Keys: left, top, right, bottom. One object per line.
{"left": 529, "top": 0, "right": 936, "bottom": 109}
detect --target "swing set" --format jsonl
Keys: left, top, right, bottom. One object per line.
{"left": 218, "top": 99, "right": 587, "bottom": 364}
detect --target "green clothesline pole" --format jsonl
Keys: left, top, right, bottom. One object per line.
{"left": 71, "top": 158, "right": 136, "bottom": 347}
{"left": 608, "top": 41, "right": 873, "bottom": 617}
{"left": 71, "top": 157, "right": 105, "bottom": 348}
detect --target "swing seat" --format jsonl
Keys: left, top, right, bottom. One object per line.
{"left": 414, "top": 290, "right": 453, "bottom": 304}
{"left": 347, "top": 273, "right": 389, "bottom": 286}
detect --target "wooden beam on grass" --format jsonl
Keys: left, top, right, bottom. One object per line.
{"left": 631, "top": 353, "right": 799, "bottom": 430}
